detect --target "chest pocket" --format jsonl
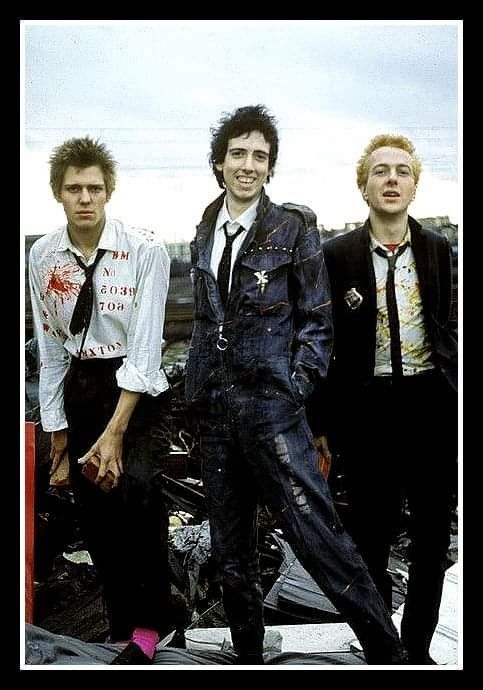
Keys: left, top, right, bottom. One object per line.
{"left": 237, "top": 249, "right": 293, "bottom": 313}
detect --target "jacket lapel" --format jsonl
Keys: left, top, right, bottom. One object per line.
{"left": 193, "top": 189, "right": 271, "bottom": 272}
{"left": 349, "top": 221, "right": 377, "bottom": 318}
{"left": 408, "top": 216, "right": 433, "bottom": 315}
{"left": 236, "top": 188, "right": 271, "bottom": 258}
{"left": 343, "top": 222, "right": 378, "bottom": 375}
{"left": 193, "top": 192, "right": 225, "bottom": 273}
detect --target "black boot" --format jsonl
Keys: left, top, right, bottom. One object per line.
{"left": 407, "top": 653, "right": 437, "bottom": 665}
{"left": 235, "top": 652, "right": 264, "bottom": 665}
{"left": 110, "top": 642, "right": 153, "bottom": 665}
{"left": 365, "top": 642, "right": 411, "bottom": 665}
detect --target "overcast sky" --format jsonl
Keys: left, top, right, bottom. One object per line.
{"left": 21, "top": 20, "right": 461, "bottom": 241}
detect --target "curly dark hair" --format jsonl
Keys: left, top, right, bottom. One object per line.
{"left": 209, "top": 105, "right": 279, "bottom": 188}
{"left": 49, "top": 136, "right": 117, "bottom": 200}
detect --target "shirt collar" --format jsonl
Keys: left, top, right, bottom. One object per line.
{"left": 215, "top": 196, "right": 260, "bottom": 234}
{"left": 56, "top": 218, "right": 118, "bottom": 255}
{"left": 369, "top": 225, "right": 412, "bottom": 253}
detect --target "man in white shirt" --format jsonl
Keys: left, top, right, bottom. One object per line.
{"left": 29, "top": 137, "right": 174, "bottom": 664}
{"left": 185, "top": 106, "right": 409, "bottom": 665}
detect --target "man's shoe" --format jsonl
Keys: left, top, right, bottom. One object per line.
{"left": 408, "top": 654, "right": 437, "bottom": 665}
{"left": 388, "top": 648, "right": 411, "bottom": 664}
{"left": 366, "top": 646, "right": 411, "bottom": 665}
{"left": 165, "top": 629, "right": 186, "bottom": 649}
{"left": 110, "top": 641, "right": 153, "bottom": 665}
{"left": 381, "top": 649, "right": 438, "bottom": 665}
{"left": 235, "top": 653, "right": 264, "bottom": 665}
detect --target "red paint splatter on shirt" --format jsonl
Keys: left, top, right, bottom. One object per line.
{"left": 43, "top": 262, "right": 82, "bottom": 317}
{"left": 46, "top": 264, "right": 81, "bottom": 299}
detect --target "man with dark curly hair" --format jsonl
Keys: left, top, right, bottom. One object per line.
{"left": 185, "top": 106, "right": 409, "bottom": 665}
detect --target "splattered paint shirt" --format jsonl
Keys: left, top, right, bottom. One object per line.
{"left": 29, "top": 218, "right": 170, "bottom": 431}
{"left": 370, "top": 228, "right": 434, "bottom": 377}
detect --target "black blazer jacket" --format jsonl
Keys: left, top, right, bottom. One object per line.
{"left": 307, "top": 216, "right": 457, "bottom": 437}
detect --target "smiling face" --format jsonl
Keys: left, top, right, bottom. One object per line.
{"left": 363, "top": 146, "right": 417, "bottom": 216}
{"left": 215, "top": 130, "right": 272, "bottom": 213}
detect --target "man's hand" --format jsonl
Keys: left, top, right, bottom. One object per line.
{"left": 77, "top": 389, "right": 141, "bottom": 491}
{"left": 78, "top": 428, "right": 124, "bottom": 490}
{"left": 313, "top": 435, "right": 332, "bottom": 480}
{"left": 50, "top": 429, "right": 68, "bottom": 474}
{"left": 50, "top": 429, "right": 70, "bottom": 486}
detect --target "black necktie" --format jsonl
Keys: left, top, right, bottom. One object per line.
{"left": 70, "top": 248, "right": 106, "bottom": 336}
{"left": 217, "top": 222, "right": 244, "bottom": 308}
{"left": 374, "top": 243, "right": 408, "bottom": 377}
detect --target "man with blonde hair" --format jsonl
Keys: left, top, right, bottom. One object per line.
{"left": 309, "top": 134, "right": 457, "bottom": 664}
{"left": 29, "top": 136, "right": 174, "bottom": 664}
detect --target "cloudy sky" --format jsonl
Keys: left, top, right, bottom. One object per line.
{"left": 21, "top": 19, "right": 461, "bottom": 241}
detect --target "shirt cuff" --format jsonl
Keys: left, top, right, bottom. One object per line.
{"left": 115, "top": 359, "right": 170, "bottom": 396}
{"left": 41, "top": 410, "right": 69, "bottom": 433}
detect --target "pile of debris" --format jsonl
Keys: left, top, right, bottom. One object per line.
{"left": 26, "top": 338, "right": 458, "bottom": 643}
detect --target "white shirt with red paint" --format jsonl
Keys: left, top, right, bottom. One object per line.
{"left": 29, "top": 218, "right": 170, "bottom": 432}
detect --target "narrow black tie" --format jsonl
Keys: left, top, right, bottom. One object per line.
{"left": 70, "top": 248, "right": 106, "bottom": 336}
{"left": 217, "top": 222, "right": 244, "bottom": 308}
{"left": 374, "top": 243, "right": 408, "bottom": 377}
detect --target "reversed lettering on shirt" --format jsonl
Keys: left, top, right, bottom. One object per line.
{"left": 80, "top": 341, "right": 123, "bottom": 359}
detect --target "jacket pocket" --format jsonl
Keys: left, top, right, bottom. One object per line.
{"left": 238, "top": 250, "right": 293, "bottom": 313}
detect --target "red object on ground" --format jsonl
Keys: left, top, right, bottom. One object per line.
{"left": 25, "top": 422, "right": 36, "bottom": 623}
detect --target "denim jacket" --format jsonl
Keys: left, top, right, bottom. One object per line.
{"left": 185, "top": 189, "right": 333, "bottom": 415}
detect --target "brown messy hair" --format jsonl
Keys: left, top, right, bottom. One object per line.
{"left": 49, "top": 136, "right": 117, "bottom": 200}
{"left": 356, "top": 134, "right": 422, "bottom": 191}
{"left": 209, "top": 105, "right": 279, "bottom": 189}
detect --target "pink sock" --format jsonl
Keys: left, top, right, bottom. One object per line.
{"left": 131, "top": 628, "right": 160, "bottom": 659}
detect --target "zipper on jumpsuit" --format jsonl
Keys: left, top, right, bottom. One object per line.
{"left": 194, "top": 262, "right": 232, "bottom": 398}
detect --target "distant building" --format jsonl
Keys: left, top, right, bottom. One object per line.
{"left": 417, "top": 217, "right": 458, "bottom": 247}
{"left": 166, "top": 241, "right": 191, "bottom": 262}
{"left": 319, "top": 216, "right": 458, "bottom": 248}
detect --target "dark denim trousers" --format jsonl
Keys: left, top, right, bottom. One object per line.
{"left": 63, "top": 357, "right": 171, "bottom": 641}
{"left": 199, "top": 389, "right": 402, "bottom": 662}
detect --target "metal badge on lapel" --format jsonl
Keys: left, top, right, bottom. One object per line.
{"left": 344, "top": 287, "right": 363, "bottom": 310}
{"left": 254, "top": 269, "right": 269, "bottom": 294}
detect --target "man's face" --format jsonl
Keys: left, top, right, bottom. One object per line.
{"left": 363, "top": 147, "right": 416, "bottom": 215}
{"left": 216, "top": 130, "right": 272, "bottom": 209}
{"left": 57, "top": 165, "right": 108, "bottom": 232}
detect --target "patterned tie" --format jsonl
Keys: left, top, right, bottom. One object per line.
{"left": 70, "top": 248, "right": 106, "bottom": 335}
{"left": 217, "top": 222, "right": 244, "bottom": 308}
{"left": 374, "top": 243, "right": 408, "bottom": 377}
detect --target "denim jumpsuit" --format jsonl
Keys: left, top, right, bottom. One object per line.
{"left": 185, "top": 190, "right": 404, "bottom": 663}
